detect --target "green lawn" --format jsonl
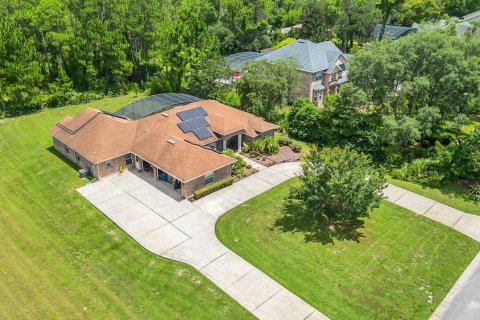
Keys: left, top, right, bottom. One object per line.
{"left": 216, "top": 179, "right": 480, "bottom": 320}
{"left": 388, "top": 177, "right": 480, "bottom": 215}
{"left": 0, "top": 95, "right": 251, "bottom": 319}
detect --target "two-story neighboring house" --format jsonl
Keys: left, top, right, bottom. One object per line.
{"left": 257, "top": 39, "right": 348, "bottom": 106}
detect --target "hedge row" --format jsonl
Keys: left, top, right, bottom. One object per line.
{"left": 193, "top": 177, "right": 234, "bottom": 200}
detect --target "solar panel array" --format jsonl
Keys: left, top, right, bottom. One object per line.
{"left": 193, "top": 127, "right": 212, "bottom": 140}
{"left": 113, "top": 93, "right": 202, "bottom": 120}
{"left": 177, "top": 106, "right": 208, "bottom": 121}
{"left": 176, "top": 106, "right": 213, "bottom": 140}
{"left": 225, "top": 51, "right": 264, "bottom": 72}
{"left": 178, "top": 117, "right": 209, "bottom": 133}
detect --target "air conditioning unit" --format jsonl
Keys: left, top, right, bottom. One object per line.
{"left": 79, "top": 168, "right": 88, "bottom": 178}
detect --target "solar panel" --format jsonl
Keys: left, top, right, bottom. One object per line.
{"left": 178, "top": 117, "right": 209, "bottom": 133}
{"left": 193, "top": 127, "right": 213, "bottom": 140}
{"left": 177, "top": 106, "right": 207, "bottom": 121}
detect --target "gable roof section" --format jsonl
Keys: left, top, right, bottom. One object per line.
{"left": 257, "top": 39, "right": 345, "bottom": 73}
{"left": 51, "top": 111, "right": 138, "bottom": 164}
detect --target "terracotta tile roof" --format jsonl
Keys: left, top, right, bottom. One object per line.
{"left": 50, "top": 100, "right": 277, "bottom": 182}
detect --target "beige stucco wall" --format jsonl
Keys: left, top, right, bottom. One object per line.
{"left": 182, "top": 165, "right": 232, "bottom": 197}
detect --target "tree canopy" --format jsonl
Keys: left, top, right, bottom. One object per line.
{"left": 285, "top": 146, "right": 385, "bottom": 239}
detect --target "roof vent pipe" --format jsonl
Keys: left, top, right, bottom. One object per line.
{"left": 167, "top": 139, "right": 175, "bottom": 145}
{"left": 161, "top": 112, "right": 168, "bottom": 117}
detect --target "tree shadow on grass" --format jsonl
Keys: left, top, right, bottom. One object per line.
{"left": 273, "top": 200, "right": 365, "bottom": 245}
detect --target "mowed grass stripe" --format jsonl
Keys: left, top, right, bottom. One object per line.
{"left": 0, "top": 228, "right": 82, "bottom": 318}
{"left": 216, "top": 179, "right": 480, "bottom": 319}
{"left": 0, "top": 95, "right": 252, "bottom": 319}
{"left": 0, "top": 190, "right": 136, "bottom": 318}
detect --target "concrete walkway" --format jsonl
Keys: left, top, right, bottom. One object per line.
{"left": 78, "top": 162, "right": 328, "bottom": 320}
{"left": 383, "top": 185, "right": 480, "bottom": 242}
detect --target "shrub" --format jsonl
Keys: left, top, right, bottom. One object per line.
{"left": 193, "top": 177, "right": 234, "bottom": 199}
{"left": 223, "top": 149, "right": 246, "bottom": 170}
{"left": 468, "top": 183, "right": 480, "bottom": 201}
{"left": 273, "top": 37, "right": 296, "bottom": 49}
{"left": 390, "top": 158, "right": 445, "bottom": 187}
{"left": 251, "top": 135, "right": 280, "bottom": 155}
{"left": 292, "top": 144, "right": 302, "bottom": 153}
{"left": 278, "top": 138, "right": 291, "bottom": 146}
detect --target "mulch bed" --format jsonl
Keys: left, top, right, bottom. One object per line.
{"left": 244, "top": 146, "right": 301, "bottom": 166}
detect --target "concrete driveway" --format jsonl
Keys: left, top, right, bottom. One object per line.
{"left": 78, "top": 162, "right": 328, "bottom": 320}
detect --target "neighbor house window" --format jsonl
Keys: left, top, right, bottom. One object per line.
{"left": 64, "top": 146, "right": 70, "bottom": 154}
{"left": 75, "top": 152, "right": 80, "bottom": 161}
{"left": 315, "top": 72, "right": 323, "bottom": 81}
{"left": 204, "top": 172, "right": 214, "bottom": 185}
{"left": 106, "top": 160, "right": 112, "bottom": 168}
{"left": 313, "top": 90, "right": 323, "bottom": 102}
{"left": 125, "top": 153, "right": 132, "bottom": 165}
{"left": 331, "top": 72, "right": 337, "bottom": 82}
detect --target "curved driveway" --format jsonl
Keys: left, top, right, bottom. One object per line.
{"left": 78, "top": 162, "right": 328, "bottom": 320}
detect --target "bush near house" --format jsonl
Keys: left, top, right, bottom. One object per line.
{"left": 194, "top": 177, "right": 234, "bottom": 199}
{"left": 242, "top": 135, "right": 280, "bottom": 156}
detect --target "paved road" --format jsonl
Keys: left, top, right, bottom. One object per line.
{"left": 78, "top": 162, "right": 328, "bottom": 320}
{"left": 441, "top": 254, "right": 480, "bottom": 320}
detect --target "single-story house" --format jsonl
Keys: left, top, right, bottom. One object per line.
{"left": 225, "top": 39, "right": 348, "bottom": 107}
{"left": 50, "top": 100, "right": 279, "bottom": 197}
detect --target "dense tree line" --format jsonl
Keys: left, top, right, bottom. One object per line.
{"left": 0, "top": 0, "right": 305, "bottom": 116}
{"left": 1, "top": 0, "right": 479, "bottom": 117}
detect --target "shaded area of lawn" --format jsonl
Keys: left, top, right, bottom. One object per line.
{"left": 216, "top": 179, "right": 480, "bottom": 320}
{"left": 0, "top": 95, "right": 251, "bottom": 319}
{"left": 388, "top": 177, "right": 480, "bottom": 215}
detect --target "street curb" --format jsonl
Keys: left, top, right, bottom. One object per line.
{"left": 429, "top": 251, "right": 480, "bottom": 319}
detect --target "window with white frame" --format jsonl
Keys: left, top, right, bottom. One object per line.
{"left": 75, "top": 152, "right": 80, "bottom": 161}
{"left": 331, "top": 72, "right": 337, "bottom": 82}
{"left": 106, "top": 159, "right": 112, "bottom": 168}
{"left": 313, "top": 90, "right": 323, "bottom": 102}
{"left": 315, "top": 72, "right": 323, "bottom": 81}
{"left": 204, "top": 172, "right": 214, "bottom": 185}
{"left": 64, "top": 146, "right": 70, "bottom": 154}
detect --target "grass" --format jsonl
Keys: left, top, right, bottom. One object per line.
{"left": 0, "top": 95, "right": 251, "bottom": 319}
{"left": 387, "top": 177, "right": 480, "bottom": 215}
{"left": 216, "top": 179, "right": 480, "bottom": 320}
